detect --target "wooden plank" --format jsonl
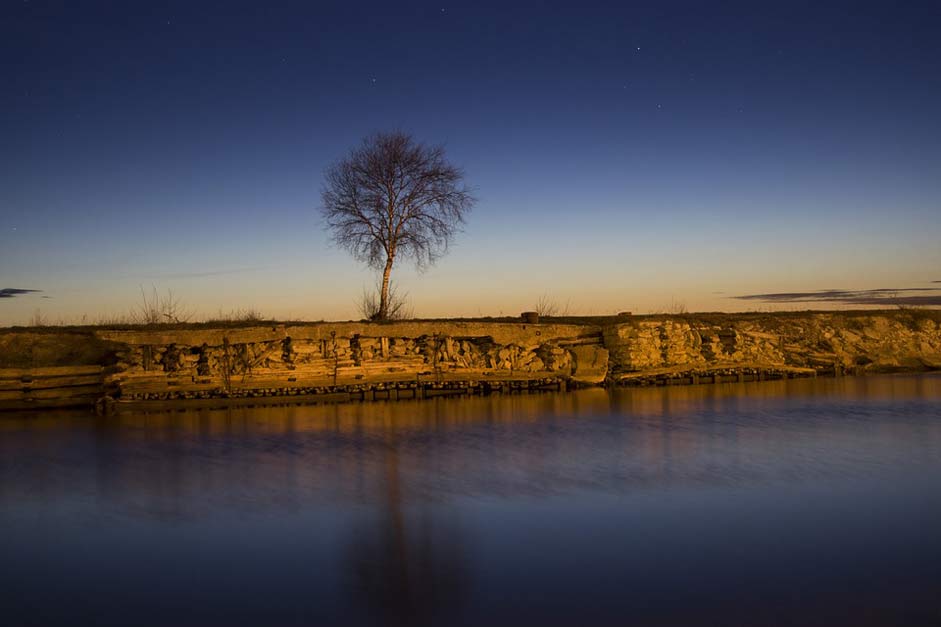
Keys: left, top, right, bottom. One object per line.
{"left": 239, "top": 370, "right": 333, "bottom": 382}
{"left": 0, "top": 365, "right": 103, "bottom": 379}
{"left": 116, "top": 371, "right": 174, "bottom": 380}
{"left": 121, "top": 384, "right": 191, "bottom": 395}
{"left": 114, "top": 391, "right": 355, "bottom": 412}
{"left": 22, "top": 386, "right": 103, "bottom": 400}
{"left": 1, "top": 390, "right": 101, "bottom": 402}
{"left": 20, "top": 375, "right": 104, "bottom": 390}
{"left": 112, "top": 376, "right": 176, "bottom": 388}
{"left": 114, "top": 370, "right": 565, "bottom": 396}
{"left": 0, "top": 398, "right": 97, "bottom": 411}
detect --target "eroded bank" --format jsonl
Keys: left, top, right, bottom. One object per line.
{"left": 2, "top": 311, "right": 939, "bottom": 411}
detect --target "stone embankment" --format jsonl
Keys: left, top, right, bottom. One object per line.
{"left": 1, "top": 311, "right": 939, "bottom": 411}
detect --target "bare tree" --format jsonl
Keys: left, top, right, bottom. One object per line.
{"left": 321, "top": 131, "right": 474, "bottom": 320}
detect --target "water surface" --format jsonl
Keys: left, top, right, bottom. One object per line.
{"left": 2, "top": 374, "right": 941, "bottom": 626}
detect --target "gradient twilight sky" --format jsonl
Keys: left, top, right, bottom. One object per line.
{"left": 2, "top": 0, "right": 940, "bottom": 324}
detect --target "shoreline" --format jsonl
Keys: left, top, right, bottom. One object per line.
{"left": 4, "top": 366, "right": 937, "bottom": 416}
{"left": 2, "top": 310, "right": 939, "bottom": 413}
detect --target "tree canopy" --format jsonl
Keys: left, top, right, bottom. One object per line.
{"left": 321, "top": 132, "right": 474, "bottom": 320}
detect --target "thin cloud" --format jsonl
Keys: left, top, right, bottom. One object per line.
{"left": 0, "top": 288, "right": 42, "bottom": 299}
{"left": 733, "top": 287, "right": 941, "bottom": 306}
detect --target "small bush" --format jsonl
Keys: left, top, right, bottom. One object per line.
{"left": 135, "top": 286, "right": 194, "bottom": 324}
{"left": 357, "top": 282, "right": 412, "bottom": 321}
{"left": 534, "top": 292, "right": 570, "bottom": 317}
{"left": 650, "top": 299, "right": 688, "bottom": 315}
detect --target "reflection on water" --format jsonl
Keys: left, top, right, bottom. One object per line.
{"left": 1, "top": 374, "right": 940, "bottom": 626}
{"left": 344, "top": 432, "right": 468, "bottom": 627}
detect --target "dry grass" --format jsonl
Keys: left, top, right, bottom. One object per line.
{"left": 28, "top": 309, "right": 49, "bottom": 327}
{"left": 649, "top": 299, "right": 688, "bottom": 315}
{"left": 534, "top": 292, "right": 571, "bottom": 318}
{"left": 135, "top": 286, "right": 194, "bottom": 324}
{"left": 206, "top": 307, "right": 269, "bottom": 324}
{"left": 356, "top": 282, "right": 413, "bottom": 321}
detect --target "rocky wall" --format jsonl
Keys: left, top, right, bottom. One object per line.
{"left": 93, "top": 322, "right": 610, "bottom": 400}
{"left": 3, "top": 312, "right": 940, "bottom": 409}
{"left": 603, "top": 313, "right": 941, "bottom": 381}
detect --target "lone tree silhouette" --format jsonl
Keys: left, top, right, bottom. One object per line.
{"left": 321, "top": 132, "right": 474, "bottom": 320}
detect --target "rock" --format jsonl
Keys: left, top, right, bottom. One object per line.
{"left": 570, "top": 345, "right": 609, "bottom": 384}
{"left": 163, "top": 344, "right": 182, "bottom": 373}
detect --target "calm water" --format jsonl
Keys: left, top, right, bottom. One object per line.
{"left": 2, "top": 374, "right": 941, "bottom": 626}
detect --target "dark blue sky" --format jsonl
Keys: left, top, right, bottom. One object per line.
{"left": 2, "top": 1, "right": 940, "bottom": 322}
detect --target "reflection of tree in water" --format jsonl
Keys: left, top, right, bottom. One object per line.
{"left": 345, "top": 432, "right": 468, "bottom": 627}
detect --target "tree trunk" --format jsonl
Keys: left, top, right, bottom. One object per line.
{"left": 379, "top": 256, "right": 394, "bottom": 320}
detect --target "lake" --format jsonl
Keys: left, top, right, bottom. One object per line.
{"left": 2, "top": 374, "right": 940, "bottom": 626}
